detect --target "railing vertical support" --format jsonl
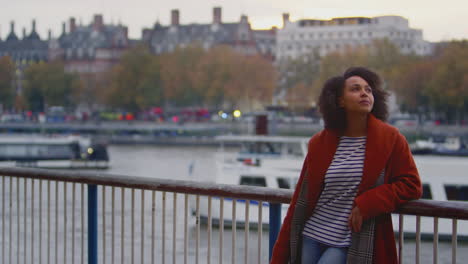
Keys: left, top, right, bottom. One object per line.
{"left": 269, "top": 203, "right": 281, "bottom": 261}
{"left": 88, "top": 184, "right": 98, "bottom": 264}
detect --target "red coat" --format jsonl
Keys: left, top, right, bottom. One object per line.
{"left": 271, "top": 114, "right": 422, "bottom": 264}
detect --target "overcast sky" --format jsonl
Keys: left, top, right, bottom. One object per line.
{"left": 1, "top": 0, "right": 466, "bottom": 42}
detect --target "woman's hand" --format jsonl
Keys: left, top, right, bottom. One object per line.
{"left": 349, "top": 206, "right": 363, "bottom": 232}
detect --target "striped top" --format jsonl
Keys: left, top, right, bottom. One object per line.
{"left": 303, "top": 136, "right": 367, "bottom": 247}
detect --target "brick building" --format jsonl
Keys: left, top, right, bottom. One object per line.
{"left": 142, "top": 7, "right": 276, "bottom": 60}
{"left": 49, "top": 14, "right": 131, "bottom": 74}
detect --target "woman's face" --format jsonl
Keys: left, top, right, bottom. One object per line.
{"left": 338, "top": 76, "right": 374, "bottom": 115}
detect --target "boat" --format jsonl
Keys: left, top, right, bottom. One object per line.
{"left": 411, "top": 134, "right": 468, "bottom": 156}
{"left": 195, "top": 134, "right": 468, "bottom": 240}
{"left": 0, "top": 135, "right": 109, "bottom": 169}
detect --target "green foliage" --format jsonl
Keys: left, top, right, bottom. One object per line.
{"left": 0, "top": 56, "right": 16, "bottom": 110}
{"left": 22, "top": 61, "right": 79, "bottom": 112}
{"left": 104, "top": 45, "right": 163, "bottom": 112}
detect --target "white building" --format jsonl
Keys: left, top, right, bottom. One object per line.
{"left": 276, "top": 14, "right": 432, "bottom": 61}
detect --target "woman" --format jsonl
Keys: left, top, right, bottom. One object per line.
{"left": 271, "top": 67, "right": 422, "bottom": 264}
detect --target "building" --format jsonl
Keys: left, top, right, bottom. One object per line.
{"left": 142, "top": 7, "right": 276, "bottom": 60}
{"left": 0, "top": 20, "right": 49, "bottom": 95}
{"left": 276, "top": 14, "right": 432, "bottom": 61}
{"left": 49, "top": 14, "right": 130, "bottom": 74}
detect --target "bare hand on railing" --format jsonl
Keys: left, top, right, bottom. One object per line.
{"left": 349, "top": 206, "right": 363, "bottom": 232}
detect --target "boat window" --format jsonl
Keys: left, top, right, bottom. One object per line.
{"left": 0, "top": 145, "right": 28, "bottom": 157}
{"left": 277, "top": 178, "right": 291, "bottom": 189}
{"left": 421, "top": 183, "right": 432, "bottom": 199}
{"left": 239, "top": 176, "right": 267, "bottom": 187}
{"left": 285, "top": 143, "right": 303, "bottom": 156}
{"left": 240, "top": 142, "right": 281, "bottom": 155}
{"left": 48, "top": 145, "right": 75, "bottom": 158}
{"left": 444, "top": 185, "right": 468, "bottom": 201}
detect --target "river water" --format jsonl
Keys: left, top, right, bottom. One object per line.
{"left": 1, "top": 144, "right": 468, "bottom": 263}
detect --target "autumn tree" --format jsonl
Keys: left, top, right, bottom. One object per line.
{"left": 192, "top": 45, "right": 275, "bottom": 111}
{"left": 104, "top": 45, "right": 163, "bottom": 112}
{"left": 277, "top": 50, "right": 320, "bottom": 111}
{"left": 392, "top": 59, "right": 434, "bottom": 117}
{"left": 160, "top": 44, "right": 205, "bottom": 107}
{"left": 425, "top": 41, "right": 468, "bottom": 122}
{"left": 22, "top": 62, "right": 80, "bottom": 112}
{"left": 231, "top": 54, "right": 276, "bottom": 111}
{"left": 0, "top": 56, "right": 16, "bottom": 110}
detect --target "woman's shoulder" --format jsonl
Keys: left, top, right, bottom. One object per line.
{"left": 307, "top": 129, "right": 338, "bottom": 148}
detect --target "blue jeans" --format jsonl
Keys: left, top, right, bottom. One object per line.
{"left": 301, "top": 235, "right": 348, "bottom": 264}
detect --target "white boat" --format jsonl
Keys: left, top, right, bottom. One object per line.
{"left": 197, "top": 135, "right": 309, "bottom": 228}
{"left": 0, "top": 135, "right": 109, "bottom": 169}
{"left": 197, "top": 135, "right": 468, "bottom": 240}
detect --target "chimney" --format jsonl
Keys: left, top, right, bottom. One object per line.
{"left": 123, "top": 26, "right": 128, "bottom": 38}
{"left": 93, "top": 14, "right": 104, "bottom": 31}
{"left": 48, "top": 29, "right": 52, "bottom": 40}
{"left": 171, "top": 9, "right": 179, "bottom": 26}
{"left": 32, "top": 19, "right": 36, "bottom": 32}
{"left": 213, "top": 7, "right": 222, "bottom": 24}
{"left": 282, "top": 13, "right": 290, "bottom": 27}
{"left": 62, "top": 22, "right": 66, "bottom": 35}
{"left": 69, "top": 17, "right": 76, "bottom": 32}
{"left": 10, "top": 21, "right": 15, "bottom": 34}
{"left": 22, "top": 27, "right": 26, "bottom": 38}
{"left": 240, "top": 15, "right": 248, "bottom": 24}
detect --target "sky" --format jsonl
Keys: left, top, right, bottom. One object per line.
{"left": 1, "top": 0, "right": 466, "bottom": 42}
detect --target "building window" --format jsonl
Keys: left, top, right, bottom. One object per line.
{"left": 309, "top": 33, "right": 314, "bottom": 38}
{"left": 368, "top": 32, "right": 372, "bottom": 37}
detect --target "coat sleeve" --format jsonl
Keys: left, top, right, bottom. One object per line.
{"left": 270, "top": 153, "right": 310, "bottom": 264}
{"left": 355, "top": 132, "right": 422, "bottom": 220}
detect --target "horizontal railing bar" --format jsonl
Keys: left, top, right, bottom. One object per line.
{"left": 395, "top": 199, "right": 468, "bottom": 220}
{"left": 0, "top": 168, "right": 292, "bottom": 204}
{"left": 2, "top": 168, "right": 468, "bottom": 220}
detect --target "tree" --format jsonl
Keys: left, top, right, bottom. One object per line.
{"left": 104, "top": 45, "right": 163, "bottom": 112}
{"left": 425, "top": 41, "right": 468, "bottom": 123}
{"left": 160, "top": 44, "right": 206, "bottom": 107}
{"left": 393, "top": 59, "right": 434, "bottom": 117}
{"left": 0, "top": 56, "right": 16, "bottom": 110}
{"left": 22, "top": 61, "right": 79, "bottom": 112}
{"left": 277, "top": 50, "right": 321, "bottom": 110}
{"left": 192, "top": 45, "right": 276, "bottom": 111}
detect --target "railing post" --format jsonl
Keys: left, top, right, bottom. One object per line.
{"left": 269, "top": 203, "right": 282, "bottom": 261}
{"left": 88, "top": 184, "right": 98, "bottom": 264}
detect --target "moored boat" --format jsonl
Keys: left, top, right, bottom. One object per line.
{"left": 0, "top": 135, "right": 109, "bottom": 169}
{"left": 195, "top": 134, "right": 468, "bottom": 240}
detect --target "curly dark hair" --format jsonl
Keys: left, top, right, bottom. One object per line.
{"left": 318, "top": 67, "right": 389, "bottom": 132}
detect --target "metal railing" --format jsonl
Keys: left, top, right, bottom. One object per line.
{"left": 0, "top": 167, "right": 467, "bottom": 264}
